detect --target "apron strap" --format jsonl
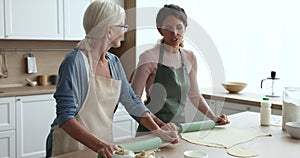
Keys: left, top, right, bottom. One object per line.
{"left": 159, "top": 44, "right": 187, "bottom": 69}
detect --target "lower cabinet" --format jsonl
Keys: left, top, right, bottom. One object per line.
{"left": 0, "top": 130, "right": 16, "bottom": 158}
{"left": 113, "top": 104, "right": 137, "bottom": 143}
{"left": 0, "top": 97, "right": 16, "bottom": 158}
{"left": 206, "top": 98, "right": 282, "bottom": 116}
{"left": 16, "top": 94, "right": 56, "bottom": 158}
{"left": 0, "top": 94, "right": 139, "bottom": 157}
{"left": 185, "top": 99, "right": 216, "bottom": 122}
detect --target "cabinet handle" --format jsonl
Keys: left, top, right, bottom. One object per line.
{"left": 16, "top": 98, "right": 21, "bottom": 101}
{"left": 247, "top": 107, "right": 250, "bottom": 110}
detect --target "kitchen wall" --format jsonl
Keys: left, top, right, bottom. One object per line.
{"left": 0, "top": 0, "right": 137, "bottom": 88}
{"left": 0, "top": 40, "right": 76, "bottom": 87}
{"left": 0, "top": 38, "right": 136, "bottom": 88}
{"left": 136, "top": 0, "right": 300, "bottom": 93}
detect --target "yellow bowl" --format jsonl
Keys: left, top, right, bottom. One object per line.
{"left": 222, "top": 82, "right": 247, "bottom": 93}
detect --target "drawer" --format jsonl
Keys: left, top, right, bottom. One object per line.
{"left": 0, "top": 97, "right": 16, "bottom": 131}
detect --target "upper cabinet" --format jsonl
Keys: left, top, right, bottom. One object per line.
{"left": 1, "top": 0, "right": 95, "bottom": 40}
{"left": 0, "top": 0, "right": 4, "bottom": 38}
{"left": 63, "top": 0, "right": 91, "bottom": 40}
{"left": 1, "top": 0, "right": 124, "bottom": 40}
{"left": 4, "top": 0, "right": 64, "bottom": 40}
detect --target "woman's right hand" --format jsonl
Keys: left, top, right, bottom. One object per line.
{"left": 152, "top": 122, "right": 180, "bottom": 144}
{"left": 97, "top": 142, "right": 119, "bottom": 158}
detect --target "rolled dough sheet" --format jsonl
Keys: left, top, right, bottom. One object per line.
{"left": 181, "top": 127, "right": 271, "bottom": 149}
{"left": 227, "top": 147, "right": 258, "bottom": 157}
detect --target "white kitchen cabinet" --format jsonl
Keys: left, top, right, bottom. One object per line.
{"left": 211, "top": 99, "right": 282, "bottom": 116}
{"left": 16, "top": 94, "right": 56, "bottom": 158}
{"left": 217, "top": 101, "right": 260, "bottom": 115}
{"left": 185, "top": 99, "right": 216, "bottom": 122}
{"left": 2, "top": 0, "right": 125, "bottom": 40}
{"left": 64, "top": 0, "right": 91, "bottom": 40}
{"left": 0, "top": 97, "right": 16, "bottom": 158}
{"left": 64, "top": 0, "right": 124, "bottom": 40}
{"left": 0, "top": 130, "right": 16, "bottom": 158}
{"left": 113, "top": 104, "right": 137, "bottom": 143}
{"left": 0, "top": 97, "right": 15, "bottom": 131}
{"left": 0, "top": 0, "right": 4, "bottom": 39}
{"left": 4, "top": 0, "right": 64, "bottom": 40}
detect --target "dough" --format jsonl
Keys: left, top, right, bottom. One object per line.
{"left": 227, "top": 147, "right": 258, "bottom": 157}
{"left": 181, "top": 127, "right": 271, "bottom": 149}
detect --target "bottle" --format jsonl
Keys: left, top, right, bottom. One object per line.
{"left": 260, "top": 97, "right": 271, "bottom": 126}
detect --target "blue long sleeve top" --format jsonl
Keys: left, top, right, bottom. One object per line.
{"left": 50, "top": 48, "right": 149, "bottom": 128}
{"left": 46, "top": 49, "right": 149, "bottom": 157}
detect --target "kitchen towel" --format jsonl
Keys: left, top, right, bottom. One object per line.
{"left": 0, "top": 51, "right": 8, "bottom": 78}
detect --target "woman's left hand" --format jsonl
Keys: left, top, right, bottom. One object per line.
{"left": 216, "top": 114, "right": 230, "bottom": 125}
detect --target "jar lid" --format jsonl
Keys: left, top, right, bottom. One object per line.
{"left": 263, "top": 97, "right": 270, "bottom": 101}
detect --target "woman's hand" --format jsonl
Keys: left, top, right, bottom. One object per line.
{"left": 215, "top": 114, "right": 230, "bottom": 125}
{"left": 97, "top": 143, "right": 119, "bottom": 158}
{"left": 153, "top": 122, "right": 180, "bottom": 144}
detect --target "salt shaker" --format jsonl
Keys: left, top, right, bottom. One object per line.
{"left": 260, "top": 97, "right": 271, "bottom": 126}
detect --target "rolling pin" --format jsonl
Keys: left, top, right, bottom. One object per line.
{"left": 117, "top": 120, "right": 218, "bottom": 153}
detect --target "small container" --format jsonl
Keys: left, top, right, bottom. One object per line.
{"left": 37, "top": 74, "right": 48, "bottom": 86}
{"left": 49, "top": 75, "right": 58, "bottom": 85}
{"left": 282, "top": 87, "right": 300, "bottom": 130}
{"left": 184, "top": 150, "right": 208, "bottom": 158}
{"left": 260, "top": 97, "right": 271, "bottom": 126}
{"left": 98, "top": 149, "right": 134, "bottom": 158}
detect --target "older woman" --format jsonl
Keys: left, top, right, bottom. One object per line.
{"left": 45, "top": 1, "right": 179, "bottom": 157}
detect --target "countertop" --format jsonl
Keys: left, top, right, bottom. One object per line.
{"left": 0, "top": 86, "right": 282, "bottom": 109}
{"left": 0, "top": 85, "right": 56, "bottom": 97}
{"left": 200, "top": 88, "right": 282, "bottom": 109}
{"left": 53, "top": 111, "right": 300, "bottom": 158}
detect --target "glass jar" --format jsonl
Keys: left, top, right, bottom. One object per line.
{"left": 282, "top": 87, "right": 300, "bottom": 130}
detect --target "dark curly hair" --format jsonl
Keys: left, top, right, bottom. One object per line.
{"left": 156, "top": 4, "right": 187, "bottom": 28}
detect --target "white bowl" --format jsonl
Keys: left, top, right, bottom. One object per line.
{"left": 286, "top": 122, "right": 300, "bottom": 139}
{"left": 184, "top": 150, "right": 208, "bottom": 158}
{"left": 28, "top": 81, "right": 37, "bottom": 87}
{"left": 113, "top": 149, "right": 134, "bottom": 158}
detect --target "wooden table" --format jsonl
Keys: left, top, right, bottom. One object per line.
{"left": 53, "top": 112, "right": 300, "bottom": 158}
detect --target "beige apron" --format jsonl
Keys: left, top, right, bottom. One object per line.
{"left": 51, "top": 72, "right": 121, "bottom": 156}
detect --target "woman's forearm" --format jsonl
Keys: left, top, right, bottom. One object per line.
{"left": 139, "top": 112, "right": 160, "bottom": 131}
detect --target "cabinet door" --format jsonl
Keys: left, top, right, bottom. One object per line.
{"left": 185, "top": 99, "right": 216, "bottom": 122}
{"left": 64, "top": 0, "right": 91, "bottom": 40}
{"left": 0, "top": 97, "right": 15, "bottom": 131}
{"left": 221, "top": 101, "right": 260, "bottom": 115}
{"left": 4, "top": 0, "right": 63, "bottom": 40}
{"left": 0, "top": 130, "right": 16, "bottom": 158}
{"left": 0, "top": 0, "right": 4, "bottom": 39}
{"left": 16, "top": 94, "right": 56, "bottom": 158}
{"left": 113, "top": 104, "right": 137, "bottom": 143}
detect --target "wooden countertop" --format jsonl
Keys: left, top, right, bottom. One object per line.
{"left": 200, "top": 88, "right": 282, "bottom": 109}
{"left": 0, "top": 86, "right": 282, "bottom": 110}
{"left": 53, "top": 111, "right": 300, "bottom": 158}
{"left": 0, "top": 85, "right": 56, "bottom": 97}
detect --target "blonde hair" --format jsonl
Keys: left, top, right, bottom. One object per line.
{"left": 77, "top": 0, "right": 125, "bottom": 50}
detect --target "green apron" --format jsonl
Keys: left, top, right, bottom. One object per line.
{"left": 136, "top": 44, "right": 190, "bottom": 135}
